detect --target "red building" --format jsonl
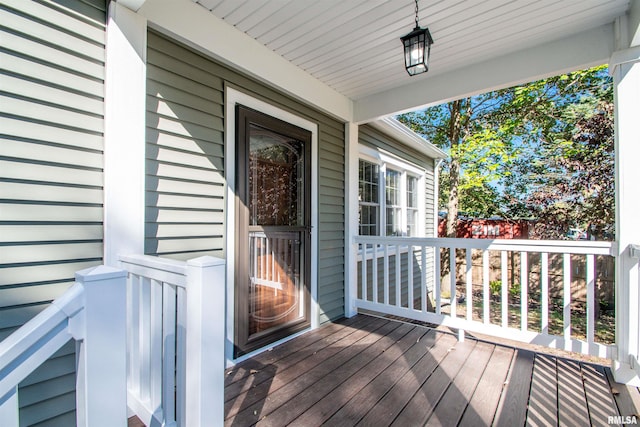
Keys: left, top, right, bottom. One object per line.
{"left": 438, "top": 218, "right": 530, "bottom": 239}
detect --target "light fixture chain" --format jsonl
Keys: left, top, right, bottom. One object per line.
{"left": 415, "top": 0, "right": 419, "bottom": 28}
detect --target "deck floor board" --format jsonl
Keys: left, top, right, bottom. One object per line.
{"left": 426, "top": 341, "right": 495, "bottom": 426}
{"left": 606, "top": 369, "right": 640, "bottom": 419}
{"left": 225, "top": 316, "right": 390, "bottom": 421}
{"left": 353, "top": 331, "right": 457, "bottom": 427}
{"left": 255, "top": 322, "right": 414, "bottom": 426}
{"left": 390, "top": 340, "right": 476, "bottom": 426}
{"left": 583, "top": 364, "right": 620, "bottom": 426}
{"left": 458, "top": 345, "right": 514, "bottom": 426}
{"left": 223, "top": 314, "right": 639, "bottom": 426}
{"left": 225, "top": 315, "right": 364, "bottom": 387}
{"left": 494, "top": 348, "right": 535, "bottom": 427}
{"left": 228, "top": 318, "right": 400, "bottom": 426}
{"left": 557, "top": 358, "right": 591, "bottom": 426}
{"left": 287, "top": 325, "right": 432, "bottom": 427}
{"left": 526, "top": 354, "right": 559, "bottom": 426}
{"left": 225, "top": 316, "right": 370, "bottom": 400}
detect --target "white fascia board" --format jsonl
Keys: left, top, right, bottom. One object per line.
{"left": 117, "top": 0, "right": 147, "bottom": 12}
{"left": 137, "top": 0, "right": 353, "bottom": 122}
{"left": 369, "top": 117, "right": 446, "bottom": 160}
{"left": 354, "top": 23, "right": 615, "bottom": 123}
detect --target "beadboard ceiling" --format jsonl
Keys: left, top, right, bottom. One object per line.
{"left": 192, "top": 0, "right": 630, "bottom": 101}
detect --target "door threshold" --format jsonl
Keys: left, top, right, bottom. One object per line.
{"left": 227, "top": 326, "right": 311, "bottom": 368}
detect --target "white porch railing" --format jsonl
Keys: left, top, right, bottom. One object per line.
{"left": 0, "top": 266, "right": 128, "bottom": 426}
{"left": 120, "top": 254, "right": 225, "bottom": 427}
{"left": 353, "top": 236, "right": 616, "bottom": 358}
{"left": 0, "top": 254, "right": 225, "bottom": 427}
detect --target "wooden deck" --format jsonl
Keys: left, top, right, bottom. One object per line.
{"left": 224, "top": 314, "right": 640, "bottom": 427}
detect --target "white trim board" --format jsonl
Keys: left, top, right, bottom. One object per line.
{"left": 224, "top": 86, "right": 319, "bottom": 367}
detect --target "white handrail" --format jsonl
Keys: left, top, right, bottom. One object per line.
{"left": 355, "top": 235, "right": 616, "bottom": 255}
{"left": 0, "top": 284, "right": 82, "bottom": 407}
{"left": 353, "top": 236, "right": 616, "bottom": 358}
{"left": 120, "top": 254, "right": 188, "bottom": 287}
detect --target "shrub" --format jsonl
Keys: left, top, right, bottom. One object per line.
{"left": 509, "top": 282, "right": 521, "bottom": 299}
{"left": 489, "top": 280, "right": 502, "bottom": 296}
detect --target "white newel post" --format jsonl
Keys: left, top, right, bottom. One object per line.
{"left": 185, "top": 256, "right": 226, "bottom": 426}
{"left": 610, "top": 44, "right": 640, "bottom": 386}
{"left": 75, "top": 266, "right": 128, "bottom": 426}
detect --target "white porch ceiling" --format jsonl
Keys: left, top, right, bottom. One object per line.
{"left": 134, "top": 0, "right": 636, "bottom": 122}
{"left": 193, "top": 0, "right": 629, "bottom": 101}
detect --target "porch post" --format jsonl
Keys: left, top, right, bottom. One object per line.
{"left": 610, "top": 44, "right": 640, "bottom": 386}
{"left": 345, "top": 122, "right": 359, "bottom": 318}
{"left": 104, "top": 2, "right": 147, "bottom": 266}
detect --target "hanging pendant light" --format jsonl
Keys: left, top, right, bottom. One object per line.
{"left": 400, "top": 0, "right": 433, "bottom": 76}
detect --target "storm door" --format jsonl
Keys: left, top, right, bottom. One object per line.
{"left": 235, "top": 105, "right": 311, "bottom": 357}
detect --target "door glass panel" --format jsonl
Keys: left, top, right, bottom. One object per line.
{"left": 247, "top": 124, "right": 306, "bottom": 339}
{"left": 249, "top": 231, "right": 303, "bottom": 336}
{"left": 249, "top": 124, "right": 303, "bottom": 226}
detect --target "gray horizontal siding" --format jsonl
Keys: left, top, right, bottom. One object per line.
{"left": 145, "top": 32, "right": 226, "bottom": 260}
{"left": 146, "top": 31, "right": 345, "bottom": 322}
{"left": 317, "top": 117, "right": 346, "bottom": 322}
{"left": 0, "top": 0, "right": 106, "bottom": 425}
{"left": 359, "top": 125, "right": 430, "bottom": 168}
{"left": 17, "top": 342, "right": 76, "bottom": 427}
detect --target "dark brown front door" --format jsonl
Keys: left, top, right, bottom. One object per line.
{"left": 234, "top": 105, "right": 311, "bottom": 357}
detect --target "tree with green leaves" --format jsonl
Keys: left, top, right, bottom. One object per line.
{"left": 398, "top": 65, "right": 613, "bottom": 240}
{"left": 513, "top": 100, "right": 614, "bottom": 239}
{"left": 398, "top": 91, "right": 521, "bottom": 237}
{"left": 501, "top": 66, "right": 614, "bottom": 239}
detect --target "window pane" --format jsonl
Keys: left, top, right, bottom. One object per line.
{"left": 359, "top": 160, "right": 379, "bottom": 203}
{"left": 359, "top": 205, "right": 378, "bottom": 235}
{"left": 359, "top": 159, "right": 379, "bottom": 235}
{"left": 386, "top": 170, "right": 400, "bottom": 206}
{"left": 407, "top": 176, "right": 418, "bottom": 208}
{"left": 407, "top": 208, "right": 418, "bottom": 236}
{"left": 386, "top": 207, "right": 401, "bottom": 236}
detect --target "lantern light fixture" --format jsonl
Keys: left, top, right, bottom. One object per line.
{"left": 400, "top": 0, "right": 434, "bottom": 76}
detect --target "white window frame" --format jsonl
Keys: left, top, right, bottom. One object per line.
{"left": 358, "top": 145, "right": 426, "bottom": 238}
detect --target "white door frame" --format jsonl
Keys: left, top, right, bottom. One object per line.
{"left": 224, "top": 86, "right": 319, "bottom": 366}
